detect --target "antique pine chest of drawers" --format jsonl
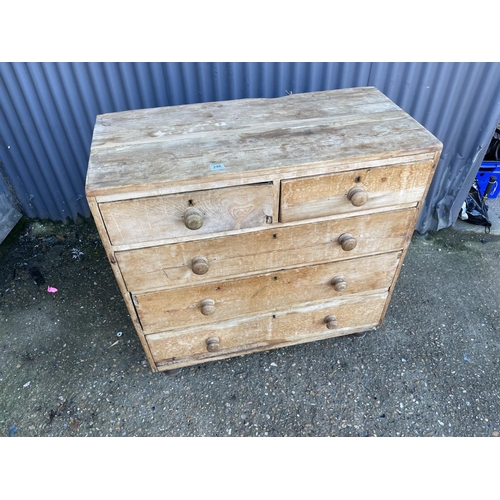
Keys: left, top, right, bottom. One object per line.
{"left": 85, "top": 87, "right": 442, "bottom": 373}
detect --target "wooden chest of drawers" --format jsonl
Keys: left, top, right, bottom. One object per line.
{"left": 85, "top": 87, "right": 442, "bottom": 373}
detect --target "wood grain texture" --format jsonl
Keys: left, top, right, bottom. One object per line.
{"left": 133, "top": 252, "right": 400, "bottom": 334}
{"left": 86, "top": 88, "right": 442, "bottom": 198}
{"left": 89, "top": 88, "right": 395, "bottom": 145}
{"left": 280, "top": 160, "right": 434, "bottom": 222}
{"left": 100, "top": 183, "right": 274, "bottom": 245}
{"left": 146, "top": 292, "right": 388, "bottom": 368}
{"left": 93, "top": 152, "right": 437, "bottom": 204}
{"left": 86, "top": 87, "right": 443, "bottom": 372}
{"left": 116, "top": 208, "right": 414, "bottom": 293}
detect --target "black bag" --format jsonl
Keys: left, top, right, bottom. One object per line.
{"left": 458, "top": 180, "right": 492, "bottom": 232}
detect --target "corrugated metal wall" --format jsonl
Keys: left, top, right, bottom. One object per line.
{"left": 369, "top": 62, "right": 500, "bottom": 231}
{"left": 1, "top": 62, "right": 500, "bottom": 232}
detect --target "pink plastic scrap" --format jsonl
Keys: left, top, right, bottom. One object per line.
{"left": 47, "top": 286, "right": 58, "bottom": 293}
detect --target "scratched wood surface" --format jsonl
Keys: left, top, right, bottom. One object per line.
{"left": 146, "top": 292, "right": 387, "bottom": 368}
{"left": 86, "top": 87, "right": 443, "bottom": 372}
{"left": 280, "top": 160, "right": 435, "bottom": 222}
{"left": 116, "top": 208, "right": 414, "bottom": 293}
{"left": 86, "top": 87, "right": 442, "bottom": 198}
{"left": 99, "top": 183, "right": 274, "bottom": 245}
{"left": 88, "top": 87, "right": 395, "bottom": 141}
{"left": 133, "top": 252, "right": 399, "bottom": 334}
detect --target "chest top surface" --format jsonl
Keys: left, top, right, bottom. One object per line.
{"left": 85, "top": 86, "right": 442, "bottom": 198}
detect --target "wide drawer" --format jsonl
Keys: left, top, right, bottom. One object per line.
{"left": 132, "top": 252, "right": 399, "bottom": 334}
{"left": 99, "top": 183, "right": 274, "bottom": 246}
{"left": 280, "top": 161, "right": 434, "bottom": 222}
{"left": 147, "top": 292, "right": 388, "bottom": 368}
{"left": 117, "top": 208, "right": 413, "bottom": 293}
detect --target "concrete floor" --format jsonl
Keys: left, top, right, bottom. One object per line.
{"left": 1, "top": 214, "right": 499, "bottom": 438}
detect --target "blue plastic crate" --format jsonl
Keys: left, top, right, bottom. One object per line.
{"left": 477, "top": 162, "right": 500, "bottom": 199}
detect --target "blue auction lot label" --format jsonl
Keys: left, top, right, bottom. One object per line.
{"left": 210, "top": 163, "right": 225, "bottom": 171}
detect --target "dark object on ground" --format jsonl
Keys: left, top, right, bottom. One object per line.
{"left": 29, "top": 266, "right": 45, "bottom": 285}
{"left": 459, "top": 181, "right": 492, "bottom": 232}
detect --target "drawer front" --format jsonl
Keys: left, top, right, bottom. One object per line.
{"left": 132, "top": 252, "right": 400, "bottom": 334}
{"left": 100, "top": 183, "right": 274, "bottom": 246}
{"left": 147, "top": 292, "right": 388, "bottom": 366}
{"left": 117, "top": 208, "right": 413, "bottom": 293}
{"left": 280, "top": 161, "right": 434, "bottom": 222}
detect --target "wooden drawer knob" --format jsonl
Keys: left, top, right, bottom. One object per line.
{"left": 324, "top": 315, "right": 339, "bottom": 329}
{"left": 347, "top": 187, "right": 369, "bottom": 207}
{"left": 183, "top": 207, "right": 204, "bottom": 230}
{"left": 192, "top": 256, "right": 209, "bottom": 275}
{"left": 206, "top": 336, "right": 220, "bottom": 352}
{"left": 331, "top": 275, "right": 347, "bottom": 292}
{"left": 338, "top": 233, "right": 357, "bottom": 251}
{"left": 200, "top": 298, "right": 216, "bottom": 315}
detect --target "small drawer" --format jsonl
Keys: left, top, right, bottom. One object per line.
{"left": 116, "top": 208, "right": 414, "bottom": 293}
{"left": 99, "top": 183, "right": 274, "bottom": 246}
{"left": 132, "top": 252, "right": 399, "bottom": 334}
{"left": 280, "top": 161, "right": 434, "bottom": 222}
{"left": 147, "top": 292, "right": 388, "bottom": 368}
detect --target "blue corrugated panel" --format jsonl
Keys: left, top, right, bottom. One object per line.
{"left": 369, "top": 62, "right": 500, "bottom": 232}
{"left": 0, "top": 62, "right": 371, "bottom": 222}
{"left": 1, "top": 62, "right": 500, "bottom": 233}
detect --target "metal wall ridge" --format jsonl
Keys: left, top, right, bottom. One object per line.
{"left": 1, "top": 62, "right": 500, "bottom": 233}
